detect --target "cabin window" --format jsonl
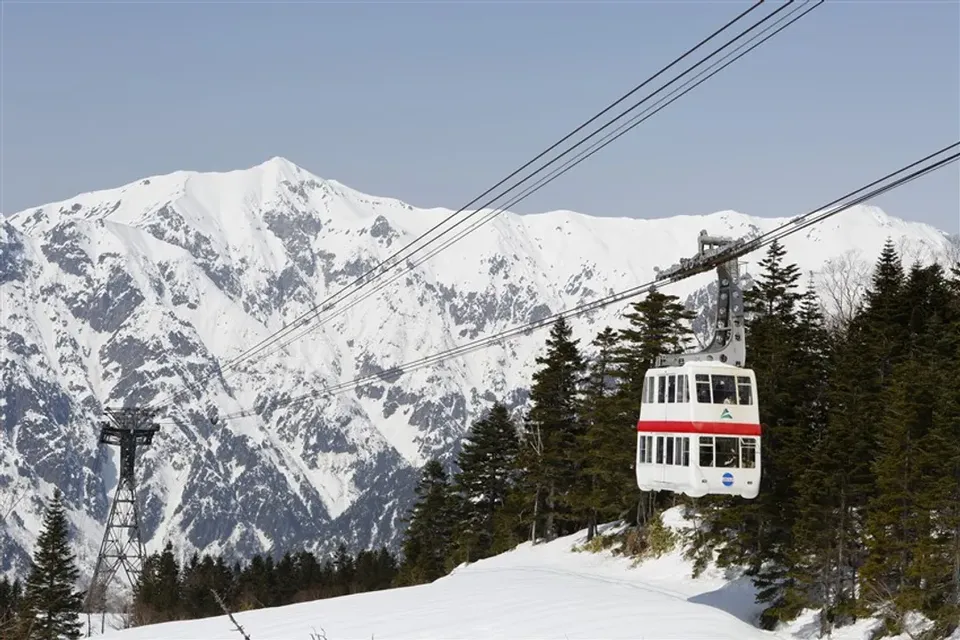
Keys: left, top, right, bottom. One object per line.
{"left": 715, "top": 436, "right": 739, "bottom": 467}
{"left": 695, "top": 374, "right": 711, "bottom": 403}
{"left": 665, "top": 437, "right": 674, "bottom": 464}
{"left": 648, "top": 377, "right": 656, "bottom": 404}
{"left": 699, "top": 436, "right": 714, "bottom": 467}
{"left": 712, "top": 375, "right": 737, "bottom": 405}
{"left": 657, "top": 376, "right": 666, "bottom": 404}
{"left": 669, "top": 436, "right": 686, "bottom": 467}
{"left": 740, "top": 438, "right": 757, "bottom": 468}
{"left": 699, "top": 436, "right": 755, "bottom": 469}
{"left": 638, "top": 435, "right": 648, "bottom": 464}
{"left": 655, "top": 436, "right": 664, "bottom": 464}
{"left": 677, "top": 375, "right": 689, "bottom": 403}
{"left": 641, "top": 377, "right": 650, "bottom": 404}
{"left": 643, "top": 435, "right": 654, "bottom": 463}
{"left": 737, "top": 376, "right": 753, "bottom": 406}
{"left": 667, "top": 375, "right": 676, "bottom": 403}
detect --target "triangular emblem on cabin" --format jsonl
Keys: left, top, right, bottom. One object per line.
{"left": 720, "top": 408, "right": 733, "bottom": 420}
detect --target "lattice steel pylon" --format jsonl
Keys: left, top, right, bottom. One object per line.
{"left": 84, "top": 407, "right": 160, "bottom": 613}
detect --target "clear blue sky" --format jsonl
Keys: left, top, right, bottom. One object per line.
{"left": 3, "top": 0, "right": 958, "bottom": 232}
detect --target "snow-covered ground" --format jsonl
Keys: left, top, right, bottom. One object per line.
{"left": 94, "top": 507, "right": 955, "bottom": 640}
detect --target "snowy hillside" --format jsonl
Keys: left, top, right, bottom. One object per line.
{"left": 1, "top": 156, "right": 955, "bottom": 582}
{"left": 93, "top": 507, "right": 956, "bottom": 640}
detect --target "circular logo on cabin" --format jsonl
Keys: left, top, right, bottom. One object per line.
{"left": 722, "top": 472, "right": 734, "bottom": 487}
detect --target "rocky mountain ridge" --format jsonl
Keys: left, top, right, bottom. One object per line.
{"left": 1, "top": 156, "right": 954, "bottom": 586}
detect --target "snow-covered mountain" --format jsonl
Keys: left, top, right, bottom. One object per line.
{"left": 0, "top": 157, "right": 954, "bottom": 584}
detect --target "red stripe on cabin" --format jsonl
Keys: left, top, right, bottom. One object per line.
{"left": 636, "top": 420, "right": 762, "bottom": 436}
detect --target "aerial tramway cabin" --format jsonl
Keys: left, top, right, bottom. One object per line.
{"left": 635, "top": 361, "right": 761, "bottom": 499}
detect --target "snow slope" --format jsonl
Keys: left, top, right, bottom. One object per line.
{"left": 1, "top": 157, "right": 956, "bottom": 582}
{"left": 97, "top": 512, "right": 771, "bottom": 640}
{"left": 96, "top": 507, "right": 957, "bottom": 640}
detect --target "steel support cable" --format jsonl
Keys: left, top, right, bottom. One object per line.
{"left": 229, "top": 0, "right": 824, "bottom": 373}
{"left": 150, "top": 1, "right": 809, "bottom": 409}
{"left": 716, "top": 141, "right": 960, "bottom": 265}
{"left": 196, "top": 0, "right": 769, "bottom": 380}
{"left": 148, "top": 0, "right": 795, "bottom": 410}
{"left": 155, "top": 141, "right": 958, "bottom": 425}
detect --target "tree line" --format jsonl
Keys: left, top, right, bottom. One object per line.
{"left": 0, "top": 490, "right": 398, "bottom": 638}
{"left": 396, "top": 239, "right": 960, "bottom": 640}
{"left": 1, "top": 491, "right": 84, "bottom": 640}
{"left": 130, "top": 540, "right": 397, "bottom": 626}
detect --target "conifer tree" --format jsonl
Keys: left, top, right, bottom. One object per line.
{"left": 861, "top": 238, "right": 908, "bottom": 387}
{"left": 928, "top": 260, "right": 960, "bottom": 634}
{"left": 747, "top": 240, "right": 803, "bottom": 319}
{"left": 921, "top": 311, "right": 960, "bottom": 635}
{"left": 615, "top": 289, "right": 695, "bottom": 415}
{"left": 133, "top": 540, "right": 182, "bottom": 624}
{"left": 860, "top": 262, "right": 959, "bottom": 633}
{"left": 210, "top": 555, "right": 235, "bottom": 613}
{"left": 20, "top": 490, "right": 83, "bottom": 640}
{"left": 570, "top": 327, "right": 634, "bottom": 539}
{"left": 396, "top": 459, "right": 454, "bottom": 586}
{"left": 180, "top": 552, "right": 232, "bottom": 619}
{"left": 612, "top": 289, "right": 695, "bottom": 525}
{"left": 779, "top": 244, "right": 957, "bottom": 634}
{"left": 330, "top": 546, "right": 352, "bottom": 595}
{"left": 754, "top": 274, "right": 833, "bottom": 626}
{"left": 236, "top": 554, "right": 277, "bottom": 609}
{"left": 0, "top": 577, "right": 22, "bottom": 639}
{"left": 271, "top": 552, "right": 297, "bottom": 603}
{"left": 795, "top": 276, "right": 832, "bottom": 423}
{"left": 811, "top": 243, "right": 908, "bottom": 624}
{"left": 448, "top": 403, "right": 521, "bottom": 563}
{"left": 860, "top": 359, "right": 936, "bottom": 632}
{"left": 690, "top": 240, "right": 820, "bottom": 627}
{"left": 784, "top": 283, "right": 856, "bottom": 634}
{"left": 372, "top": 547, "right": 399, "bottom": 591}
{"left": 517, "top": 316, "right": 586, "bottom": 541}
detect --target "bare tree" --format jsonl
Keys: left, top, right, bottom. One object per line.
{"left": 895, "top": 235, "right": 945, "bottom": 270}
{"left": 110, "top": 594, "right": 136, "bottom": 631}
{"left": 937, "top": 233, "right": 960, "bottom": 270}
{"left": 862, "top": 580, "right": 923, "bottom": 640}
{"left": 524, "top": 424, "right": 544, "bottom": 544}
{"left": 898, "top": 234, "right": 959, "bottom": 275}
{"left": 815, "top": 249, "right": 871, "bottom": 332}
{"left": 212, "top": 589, "right": 253, "bottom": 640}
{"left": 0, "top": 486, "right": 25, "bottom": 522}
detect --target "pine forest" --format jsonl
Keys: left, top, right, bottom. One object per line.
{"left": 396, "top": 239, "right": 960, "bottom": 639}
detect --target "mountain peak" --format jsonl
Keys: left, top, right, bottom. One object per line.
{"left": 243, "top": 155, "right": 311, "bottom": 185}
{"left": 257, "top": 155, "right": 302, "bottom": 171}
{"left": 8, "top": 156, "right": 336, "bottom": 236}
